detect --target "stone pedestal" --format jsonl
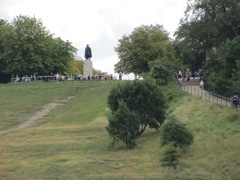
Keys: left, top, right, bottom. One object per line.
{"left": 83, "top": 59, "right": 93, "bottom": 78}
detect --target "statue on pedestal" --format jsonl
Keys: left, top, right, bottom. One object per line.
{"left": 83, "top": 44, "right": 93, "bottom": 78}
{"left": 84, "top": 44, "right": 92, "bottom": 60}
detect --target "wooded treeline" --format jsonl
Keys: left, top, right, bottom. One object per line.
{"left": 174, "top": 0, "right": 240, "bottom": 96}
{"left": 0, "top": 15, "right": 77, "bottom": 82}
{"left": 115, "top": 0, "right": 240, "bottom": 96}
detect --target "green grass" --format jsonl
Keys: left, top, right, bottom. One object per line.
{"left": 0, "top": 80, "right": 239, "bottom": 179}
{"left": 172, "top": 95, "right": 240, "bottom": 178}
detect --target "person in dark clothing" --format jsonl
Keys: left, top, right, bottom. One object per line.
{"left": 84, "top": 45, "right": 92, "bottom": 59}
{"left": 231, "top": 93, "right": 239, "bottom": 108}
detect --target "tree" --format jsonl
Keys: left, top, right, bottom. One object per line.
{"left": 178, "top": 0, "right": 240, "bottom": 44}
{"left": 106, "top": 80, "right": 168, "bottom": 148}
{"left": 160, "top": 116, "right": 193, "bottom": 169}
{"left": 0, "top": 20, "right": 14, "bottom": 82}
{"left": 149, "top": 55, "right": 179, "bottom": 85}
{"left": 106, "top": 101, "right": 140, "bottom": 149}
{"left": 160, "top": 115, "right": 193, "bottom": 149}
{"left": 174, "top": 0, "right": 240, "bottom": 95}
{"left": 69, "top": 58, "right": 84, "bottom": 74}
{"left": 174, "top": 0, "right": 240, "bottom": 68}
{"left": 160, "top": 142, "right": 181, "bottom": 169}
{"left": 0, "top": 15, "right": 77, "bottom": 78}
{"left": 205, "top": 37, "right": 240, "bottom": 96}
{"left": 114, "top": 24, "right": 176, "bottom": 76}
{"left": 173, "top": 37, "right": 205, "bottom": 73}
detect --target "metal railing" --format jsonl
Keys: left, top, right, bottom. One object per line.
{"left": 181, "top": 85, "right": 232, "bottom": 107}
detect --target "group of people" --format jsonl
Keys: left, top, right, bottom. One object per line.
{"left": 11, "top": 72, "right": 115, "bottom": 82}
{"left": 12, "top": 73, "right": 38, "bottom": 82}
{"left": 178, "top": 68, "right": 191, "bottom": 81}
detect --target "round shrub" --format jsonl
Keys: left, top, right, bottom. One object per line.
{"left": 106, "top": 79, "right": 169, "bottom": 148}
{"left": 160, "top": 115, "right": 193, "bottom": 148}
{"left": 106, "top": 101, "right": 140, "bottom": 149}
{"left": 107, "top": 79, "right": 168, "bottom": 135}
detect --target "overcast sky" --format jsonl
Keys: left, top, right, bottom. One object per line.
{"left": 0, "top": 0, "right": 187, "bottom": 77}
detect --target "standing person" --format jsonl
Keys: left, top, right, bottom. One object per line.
{"left": 103, "top": 73, "right": 107, "bottom": 80}
{"left": 231, "top": 93, "right": 239, "bottom": 108}
{"left": 34, "top": 72, "right": 38, "bottom": 81}
{"left": 77, "top": 73, "right": 81, "bottom": 80}
{"left": 119, "top": 72, "right": 122, "bottom": 80}
{"left": 55, "top": 73, "right": 59, "bottom": 80}
{"left": 199, "top": 80, "right": 204, "bottom": 89}
{"left": 178, "top": 70, "right": 182, "bottom": 79}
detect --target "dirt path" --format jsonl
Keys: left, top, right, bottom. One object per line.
{"left": 0, "top": 96, "right": 76, "bottom": 135}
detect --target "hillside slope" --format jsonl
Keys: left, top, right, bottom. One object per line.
{"left": 0, "top": 81, "right": 239, "bottom": 179}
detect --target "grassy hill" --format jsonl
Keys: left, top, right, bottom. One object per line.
{"left": 0, "top": 80, "right": 239, "bottom": 179}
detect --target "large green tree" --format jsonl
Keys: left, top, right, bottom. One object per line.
{"left": 106, "top": 80, "right": 168, "bottom": 148}
{"left": 114, "top": 24, "right": 177, "bottom": 76}
{"left": 175, "top": 0, "right": 240, "bottom": 95}
{"left": 0, "top": 15, "right": 77, "bottom": 79}
{"left": 175, "top": 0, "right": 240, "bottom": 66}
{"left": 0, "top": 20, "right": 12, "bottom": 82}
{"left": 177, "top": 0, "right": 240, "bottom": 44}
{"left": 205, "top": 37, "right": 240, "bottom": 96}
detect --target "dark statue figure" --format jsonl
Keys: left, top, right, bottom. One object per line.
{"left": 84, "top": 45, "right": 92, "bottom": 59}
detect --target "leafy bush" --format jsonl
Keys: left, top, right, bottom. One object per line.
{"left": 160, "top": 142, "right": 181, "bottom": 168}
{"left": 149, "top": 57, "right": 175, "bottom": 85}
{"left": 106, "top": 101, "right": 140, "bottom": 149}
{"left": 160, "top": 115, "right": 193, "bottom": 148}
{"left": 106, "top": 80, "right": 168, "bottom": 148}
